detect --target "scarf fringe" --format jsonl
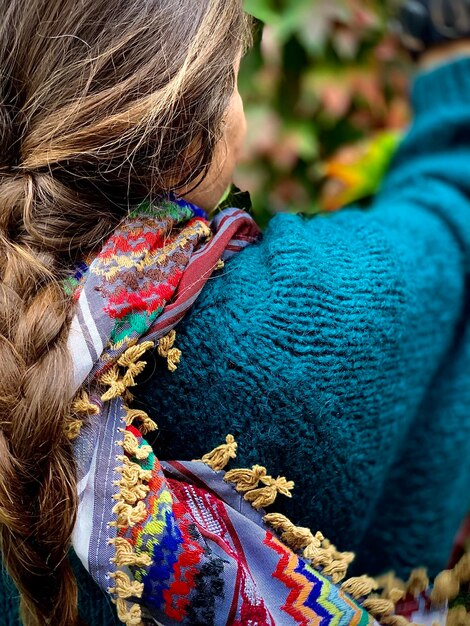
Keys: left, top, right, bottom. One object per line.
{"left": 200, "top": 435, "right": 470, "bottom": 626}
{"left": 117, "top": 429, "right": 153, "bottom": 460}
{"left": 65, "top": 390, "right": 100, "bottom": 441}
{"left": 381, "top": 617, "right": 411, "bottom": 626}
{"left": 243, "top": 475, "right": 295, "bottom": 509}
{"left": 341, "top": 575, "right": 380, "bottom": 598}
{"left": 157, "top": 330, "right": 182, "bottom": 372}
{"left": 199, "top": 434, "right": 238, "bottom": 470}
{"left": 125, "top": 408, "right": 158, "bottom": 434}
{"left": 116, "top": 598, "right": 143, "bottom": 626}
{"left": 262, "top": 511, "right": 354, "bottom": 583}
{"left": 224, "top": 464, "right": 267, "bottom": 491}
{"left": 100, "top": 339, "right": 167, "bottom": 626}
{"left": 109, "top": 538, "right": 152, "bottom": 567}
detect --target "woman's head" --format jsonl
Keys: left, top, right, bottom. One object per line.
{"left": 0, "top": 0, "right": 250, "bottom": 241}
{"left": 0, "top": 1, "right": 250, "bottom": 624}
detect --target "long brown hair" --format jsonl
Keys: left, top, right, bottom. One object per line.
{"left": 0, "top": 1, "right": 250, "bottom": 624}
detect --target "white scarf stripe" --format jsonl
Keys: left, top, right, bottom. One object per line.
{"left": 67, "top": 314, "right": 94, "bottom": 391}
{"left": 80, "top": 289, "right": 104, "bottom": 359}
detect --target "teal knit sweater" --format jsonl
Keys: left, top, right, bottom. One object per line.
{"left": 138, "top": 58, "right": 470, "bottom": 578}
{"left": 2, "top": 58, "right": 470, "bottom": 625}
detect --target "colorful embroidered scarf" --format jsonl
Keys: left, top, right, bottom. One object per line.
{"left": 67, "top": 197, "right": 449, "bottom": 626}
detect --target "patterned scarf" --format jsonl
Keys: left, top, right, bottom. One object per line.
{"left": 67, "top": 197, "right": 449, "bottom": 626}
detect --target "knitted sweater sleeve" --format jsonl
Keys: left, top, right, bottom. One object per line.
{"left": 138, "top": 57, "right": 470, "bottom": 577}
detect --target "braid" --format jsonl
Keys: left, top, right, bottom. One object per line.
{"left": 0, "top": 175, "right": 83, "bottom": 625}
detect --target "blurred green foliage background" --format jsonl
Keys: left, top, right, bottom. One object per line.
{"left": 238, "top": 0, "right": 412, "bottom": 226}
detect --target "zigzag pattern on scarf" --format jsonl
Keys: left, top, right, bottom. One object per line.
{"left": 265, "top": 532, "right": 373, "bottom": 626}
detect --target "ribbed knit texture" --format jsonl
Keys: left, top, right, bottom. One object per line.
{"left": 137, "top": 58, "right": 470, "bottom": 580}
{"left": 1, "top": 58, "right": 470, "bottom": 624}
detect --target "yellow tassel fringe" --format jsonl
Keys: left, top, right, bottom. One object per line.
{"left": 64, "top": 419, "right": 84, "bottom": 441}
{"left": 322, "top": 554, "right": 356, "bottom": 584}
{"left": 425, "top": 554, "right": 470, "bottom": 626}
{"left": 454, "top": 553, "right": 470, "bottom": 583}
{"left": 111, "top": 500, "right": 147, "bottom": 528}
{"left": 201, "top": 438, "right": 294, "bottom": 509}
{"left": 118, "top": 342, "right": 154, "bottom": 368}
{"left": 125, "top": 408, "right": 158, "bottom": 434}
{"left": 225, "top": 465, "right": 267, "bottom": 492}
{"left": 200, "top": 434, "right": 238, "bottom": 471}
{"left": 362, "top": 597, "right": 395, "bottom": 618}
{"left": 243, "top": 475, "right": 295, "bottom": 509}
{"left": 431, "top": 570, "right": 460, "bottom": 604}
{"left": 381, "top": 617, "right": 412, "bottom": 626}
{"left": 447, "top": 605, "right": 470, "bottom": 626}
{"left": 406, "top": 568, "right": 429, "bottom": 598}
{"left": 364, "top": 554, "right": 470, "bottom": 626}
{"left": 98, "top": 341, "right": 161, "bottom": 626}
{"left": 264, "top": 512, "right": 354, "bottom": 583}
{"left": 116, "top": 455, "right": 153, "bottom": 483}
{"left": 100, "top": 341, "right": 155, "bottom": 402}
{"left": 341, "top": 575, "right": 379, "bottom": 599}
{"left": 116, "top": 599, "right": 142, "bottom": 626}
{"left": 72, "top": 390, "right": 100, "bottom": 416}
{"left": 118, "top": 429, "right": 152, "bottom": 460}
{"left": 108, "top": 570, "right": 144, "bottom": 598}
{"left": 386, "top": 588, "right": 405, "bottom": 604}
{"left": 114, "top": 481, "right": 150, "bottom": 505}
{"left": 375, "top": 572, "right": 407, "bottom": 599}
{"left": 263, "top": 513, "right": 316, "bottom": 551}
{"left": 101, "top": 366, "right": 128, "bottom": 402}
{"left": 65, "top": 390, "right": 101, "bottom": 440}
{"left": 158, "top": 330, "right": 181, "bottom": 372}
{"left": 109, "top": 538, "right": 152, "bottom": 568}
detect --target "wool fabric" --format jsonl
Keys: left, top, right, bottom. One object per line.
{"left": 137, "top": 57, "right": 470, "bottom": 580}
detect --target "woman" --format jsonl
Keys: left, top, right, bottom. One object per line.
{"left": 0, "top": 0, "right": 469, "bottom": 624}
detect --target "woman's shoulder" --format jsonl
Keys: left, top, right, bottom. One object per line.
{"left": 201, "top": 207, "right": 408, "bottom": 331}
{"left": 144, "top": 205, "right": 413, "bottom": 397}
